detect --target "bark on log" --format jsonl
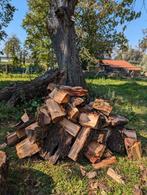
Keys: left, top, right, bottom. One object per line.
{"left": 0, "top": 69, "right": 62, "bottom": 106}
{"left": 0, "top": 151, "right": 8, "bottom": 195}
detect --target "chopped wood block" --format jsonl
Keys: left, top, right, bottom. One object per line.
{"left": 79, "top": 112, "right": 100, "bottom": 129}
{"left": 60, "top": 86, "right": 88, "bottom": 97}
{"left": 106, "top": 130, "right": 126, "bottom": 154}
{"left": 47, "top": 83, "right": 57, "bottom": 91}
{"left": 107, "top": 168, "right": 125, "bottom": 184}
{"left": 71, "top": 97, "right": 85, "bottom": 107}
{"left": 46, "top": 98, "right": 66, "bottom": 122}
{"left": 67, "top": 106, "right": 79, "bottom": 121}
{"left": 15, "top": 119, "right": 36, "bottom": 139}
{"left": 40, "top": 127, "right": 73, "bottom": 164}
{"left": 16, "top": 128, "right": 26, "bottom": 139}
{"left": 97, "top": 130, "right": 108, "bottom": 144}
{"left": 124, "top": 137, "right": 137, "bottom": 156}
{"left": 60, "top": 118, "right": 81, "bottom": 137}
{"left": 109, "top": 115, "right": 128, "bottom": 127}
{"left": 49, "top": 88, "right": 69, "bottom": 104}
{"left": 68, "top": 127, "right": 91, "bottom": 161}
{"left": 79, "top": 104, "right": 93, "bottom": 112}
{"left": 128, "top": 141, "right": 142, "bottom": 160}
{"left": 0, "top": 151, "right": 8, "bottom": 194}
{"left": 92, "top": 156, "right": 117, "bottom": 169}
{"left": 25, "top": 122, "right": 39, "bottom": 131}
{"left": 85, "top": 141, "right": 106, "bottom": 163}
{"left": 6, "top": 132, "right": 19, "bottom": 146}
{"left": 38, "top": 106, "right": 51, "bottom": 126}
{"left": 92, "top": 99, "right": 112, "bottom": 116}
{"left": 21, "top": 112, "right": 29, "bottom": 123}
{"left": 16, "top": 138, "right": 41, "bottom": 159}
{"left": 122, "top": 129, "right": 137, "bottom": 140}
{"left": 102, "top": 149, "right": 113, "bottom": 159}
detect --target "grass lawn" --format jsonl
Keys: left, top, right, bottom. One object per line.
{"left": 0, "top": 74, "right": 147, "bottom": 195}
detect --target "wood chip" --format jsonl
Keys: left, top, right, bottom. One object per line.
{"left": 107, "top": 168, "right": 125, "bottom": 184}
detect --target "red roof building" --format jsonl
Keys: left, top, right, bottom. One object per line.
{"left": 97, "top": 60, "right": 141, "bottom": 77}
{"left": 99, "top": 60, "right": 141, "bottom": 71}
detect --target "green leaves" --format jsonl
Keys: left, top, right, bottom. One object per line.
{"left": 0, "top": 0, "right": 15, "bottom": 41}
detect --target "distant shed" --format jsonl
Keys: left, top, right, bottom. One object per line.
{"left": 97, "top": 60, "right": 141, "bottom": 77}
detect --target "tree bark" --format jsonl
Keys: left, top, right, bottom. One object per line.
{"left": 0, "top": 69, "right": 62, "bottom": 106}
{"left": 47, "top": 0, "right": 85, "bottom": 86}
{"left": 0, "top": 151, "right": 8, "bottom": 195}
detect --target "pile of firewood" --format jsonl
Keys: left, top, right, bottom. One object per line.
{"left": 5, "top": 83, "right": 142, "bottom": 169}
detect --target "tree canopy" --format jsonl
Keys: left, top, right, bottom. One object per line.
{"left": 23, "top": 0, "right": 141, "bottom": 70}
{"left": 0, "top": 0, "right": 15, "bottom": 41}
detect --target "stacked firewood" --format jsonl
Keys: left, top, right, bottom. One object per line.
{"left": 5, "top": 84, "right": 142, "bottom": 169}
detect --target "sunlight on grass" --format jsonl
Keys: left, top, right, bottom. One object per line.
{"left": 0, "top": 76, "right": 147, "bottom": 194}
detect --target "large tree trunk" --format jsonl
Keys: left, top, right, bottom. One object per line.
{"left": 48, "top": 0, "right": 85, "bottom": 86}
{"left": 0, "top": 69, "right": 62, "bottom": 106}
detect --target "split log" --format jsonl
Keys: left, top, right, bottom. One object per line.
{"left": 0, "top": 151, "right": 8, "bottom": 195}
{"left": 109, "top": 115, "right": 128, "bottom": 127}
{"left": 37, "top": 106, "right": 51, "bottom": 126}
{"left": 60, "top": 86, "right": 88, "bottom": 97}
{"left": 79, "top": 112, "right": 100, "bottom": 129}
{"left": 6, "top": 132, "right": 19, "bottom": 146}
{"left": 68, "top": 127, "right": 91, "bottom": 161}
{"left": 40, "top": 125, "right": 73, "bottom": 164}
{"left": 25, "top": 122, "right": 46, "bottom": 144}
{"left": 49, "top": 88, "right": 69, "bottom": 104}
{"left": 16, "top": 138, "right": 41, "bottom": 159}
{"left": 124, "top": 137, "right": 137, "bottom": 158}
{"left": 21, "top": 112, "right": 29, "bottom": 123}
{"left": 122, "top": 129, "right": 137, "bottom": 140}
{"left": 67, "top": 106, "right": 79, "bottom": 121}
{"left": 47, "top": 83, "right": 57, "bottom": 91}
{"left": 79, "top": 104, "right": 93, "bottom": 113}
{"left": 106, "top": 130, "right": 126, "bottom": 154}
{"left": 92, "top": 99, "right": 112, "bottom": 116}
{"left": 85, "top": 141, "right": 106, "bottom": 163}
{"left": 46, "top": 98, "right": 66, "bottom": 122}
{"left": 97, "top": 130, "right": 108, "bottom": 144}
{"left": 0, "top": 69, "right": 62, "bottom": 106}
{"left": 126, "top": 141, "right": 142, "bottom": 160}
{"left": 59, "top": 118, "right": 81, "bottom": 137}
{"left": 15, "top": 119, "right": 35, "bottom": 139}
{"left": 92, "top": 156, "right": 117, "bottom": 169}
{"left": 107, "top": 168, "right": 125, "bottom": 184}
{"left": 102, "top": 149, "right": 113, "bottom": 159}
{"left": 71, "top": 97, "right": 85, "bottom": 107}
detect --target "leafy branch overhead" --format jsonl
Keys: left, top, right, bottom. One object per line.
{"left": 0, "top": 0, "right": 15, "bottom": 41}
{"left": 23, "top": 0, "right": 141, "bottom": 69}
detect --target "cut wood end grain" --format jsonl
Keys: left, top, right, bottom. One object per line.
{"left": 16, "top": 138, "right": 41, "bottom": 159}
{"left": 107, "top": 168, "right": 125, "bottom": 184}
{"left": 92, "top": 156, "right": 117, "bottom": 169}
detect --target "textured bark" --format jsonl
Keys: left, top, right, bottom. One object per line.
{"left": 0, "top": 151, "right": 8, "bottom": 195}
{"left": 48, "top": 0, "right": 85, "bottom": 86}
{"left": 0, "top": 69, "right": 62, "bottom": 106}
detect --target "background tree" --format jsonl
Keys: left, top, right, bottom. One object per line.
{"left": 23, "top": 0, "right": 141, "bottom": 84}
{"left": 0, "top": 0, "right": 15, "bottom": 41}
{"left": 115, "top": 47, "right": 143, "bottom": 65}
{"left": 23, "top": 0, "right": 56, "bottom": 71}
{"left": 4, "top": 35, "right": 21, "bottom": 66}
{"left": 139, "top": 29, "right": 147, "bottom": 52}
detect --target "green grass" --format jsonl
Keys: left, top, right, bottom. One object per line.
{"left": 0, "top": 75, "right": 147, "bottom": 194}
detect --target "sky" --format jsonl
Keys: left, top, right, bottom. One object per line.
{"left": 1, "top": 0, "right": 147, "bottom": 49}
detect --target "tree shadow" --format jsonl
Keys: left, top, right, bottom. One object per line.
{"left": 7, "top": 167, "right": 54, "bottom": 195}
{"left": 88, "top": 81, "right": 147, "bottom": 107}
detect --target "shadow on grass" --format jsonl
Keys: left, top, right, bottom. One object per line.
{"left": 88, "top": 81, "right": 147, "bottom": 106}
{"left": 8, "top": 167, "right": 54, "bottom": 195}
